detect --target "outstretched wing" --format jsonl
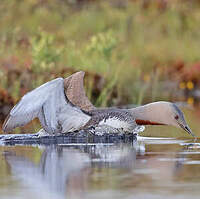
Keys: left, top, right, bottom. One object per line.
{"left": 3, "top": 73, "right": 92, "bottom": 134}
{"left": 3, "top": 78, "right": 64, "bottom": 133}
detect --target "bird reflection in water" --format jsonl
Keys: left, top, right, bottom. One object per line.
{"left": 5, "top": 146, "right": 90, "bottom": 199}
{"left": 4, "top": 139, "right": 195, "bottom": 199}
{"left": 4, "top": 142, "right": 141, "bottom": 198}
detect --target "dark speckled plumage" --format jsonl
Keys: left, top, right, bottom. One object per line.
{"left": 83, "top": 108, "right": 136, "bottom": 132}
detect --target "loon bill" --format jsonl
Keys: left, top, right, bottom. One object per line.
{"left": 2, "top": 71, "right": 195, "bottom": 137}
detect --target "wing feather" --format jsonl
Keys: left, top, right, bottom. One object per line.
{"left": 3, "top": 75, "right": 91, "bottom": 134}
{"left": 64, "top": 71, "right": 95, "bottom": 111}
{"left": 3, "top": 78, "right": 63, "bottom": 133}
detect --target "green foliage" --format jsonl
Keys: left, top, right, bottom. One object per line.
{"left": 65, "top": 30, "right": 117, "bottom": 74}
{"left": 31, "top": 31, "right": 65, "bottom": 73}
{"left": 86, "top": 30, "right": 117, "bottom": 61}
{"left": 1, "top": 0, "right": 200, "bottom": 110}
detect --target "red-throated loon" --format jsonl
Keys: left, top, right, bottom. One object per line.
{"left": 2, "top": 71, "right": 195, "bottom": 137}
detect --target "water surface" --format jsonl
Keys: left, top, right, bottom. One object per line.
{"left": 0, "top": 136, "right": 200, "bottom": 199}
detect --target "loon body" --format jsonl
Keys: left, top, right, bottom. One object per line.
{"left": 2, "top": 71, "right": 195, "bottom": 137}
{"left": 85, "top": 108, "right": 137, "bottom": 133}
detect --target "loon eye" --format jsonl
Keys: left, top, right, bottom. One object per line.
{"left": 175, "top": 115, "right": 179, "bottom": 120}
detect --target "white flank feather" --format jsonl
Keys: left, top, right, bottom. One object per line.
{"left": 99, "top": 117, "right": 133, "bottom": 132}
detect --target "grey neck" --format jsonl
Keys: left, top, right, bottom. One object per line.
{"left": 128, "top": 102, "right": 174, "bottom": 126}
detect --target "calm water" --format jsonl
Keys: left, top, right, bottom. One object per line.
{"left": 0, "top": 136, "right": 200, "bottom": 199}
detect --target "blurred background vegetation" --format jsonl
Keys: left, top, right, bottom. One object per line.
{"left": 1, "top": 0, "right": 200, "bottom": 134}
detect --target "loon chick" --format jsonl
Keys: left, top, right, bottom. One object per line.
{"left": 2, "top": 72, "right": 195, "bottom": 137}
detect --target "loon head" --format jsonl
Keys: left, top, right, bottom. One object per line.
{"left": 133, "top": 102, "right": 195, "bottom": 137}
{"left": 169, "top": 103, "right": 195, "bottom": 137}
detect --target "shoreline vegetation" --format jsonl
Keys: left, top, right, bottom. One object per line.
{"left": 1, "top": 0, "right": 200, "bottom": 134}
